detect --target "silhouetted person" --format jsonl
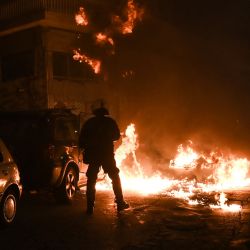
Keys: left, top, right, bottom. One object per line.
{"left": 79, "top": 106, "right": 129, "bottom": 214}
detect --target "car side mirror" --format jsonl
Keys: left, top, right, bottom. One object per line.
{"left": 0, "top": 152, "right": 3, "bottom": 162}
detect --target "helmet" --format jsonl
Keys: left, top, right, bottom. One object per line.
{"left": 93, "top": 107, "right": 109, "bottom": 116}
{"left": 91, "top": 99, "right": 109, "bottom": 116}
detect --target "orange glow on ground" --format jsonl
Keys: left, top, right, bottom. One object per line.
{"left": 96, "top": 124, "right": 250, "bottom": 212}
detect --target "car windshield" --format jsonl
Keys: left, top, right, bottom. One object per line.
{"left": 54, "top": 118, "right": 78, "bottom": 144}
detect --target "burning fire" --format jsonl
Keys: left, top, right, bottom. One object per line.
{"left": 73, "top": 49, "right": 101, "bottom": 74}
{"left": 170, "top": 141, "right": 199, "bottom": 169}
{"left": 113, "top": 0, "right": 144, "bottom": 34}
{"left": 73, "top": 1, "right": 144, "bottom": 77}
{"left": 210, "top": 192, "right": 242, "bottom": 212}
{"left": 95, "top": 33, "right": 114, "bottom": 46}
{"left": 75, "top": 7, "right": 88, "bottom": 26}
{"left": 96, "top": 123, "right": 250, "bottom": 212}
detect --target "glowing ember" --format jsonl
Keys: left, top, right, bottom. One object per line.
{"left": 75, "top": 7, "right": 88, "bottom": 26}
{"left": 73, "top": 49, "right": 101, "bottom": 74}
{"left": 95, "top": 33, "right": 114, "bottom": 46}
{"left": 122, "top": 70, "right": 134, "bottom": 78}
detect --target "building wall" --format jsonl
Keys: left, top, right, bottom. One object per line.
{"left": 0, "top": 2, "right": 116, "bottom": 117}
{"left": 44, "top": 27, "right": 110, "bottom": 115}
{"left": 0, "top": 27, "right": 48, "bottom": 111}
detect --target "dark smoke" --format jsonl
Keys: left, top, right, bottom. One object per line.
{"left": 80, "top": 0, "right": 250, "bottom": 160}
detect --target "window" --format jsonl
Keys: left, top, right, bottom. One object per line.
{"left": 1, "top": 51, "right": 35, "bottom": 82}
{"left": 54, "top": 118, "right": 78, "bottom": 143}
{"left": 52, "top": 51, "right": 96, "bottom": 81}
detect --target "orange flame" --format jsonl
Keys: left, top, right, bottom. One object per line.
{"left": 122, "top": 0, "right": 144, "bottom": 34}
{"left": 95, "top": 32, "right": 114, "bottom": 46}
{"left": 210, "top": 192, "right": 241, "bottom": 212}
{"left": 96, "top": 124, "right": 250, "bottom": 212}
{"left": 73, "top": 49, "right": 101, "bottom": 74}
{"left": 113, "top": 0, "right": 144, "bottom": 35}
{"left": 75, "top": 7, "right": 88, "bottom": 26}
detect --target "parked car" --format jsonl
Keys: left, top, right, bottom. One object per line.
{"left": 0, "top": 109, "right": 86, "bottom": 203}
{"left": 0, "top": 138, "right": 22, "bottom": 226}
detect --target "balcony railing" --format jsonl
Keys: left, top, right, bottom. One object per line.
{"left": 0, "top": 0, "right": 83, "bottom": 20}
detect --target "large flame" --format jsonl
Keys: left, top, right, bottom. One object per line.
{"left": 122, "top": 0, "right": 144, "bottom": 34}
{"left": 73, "top": 49, "right": 101, "bottom": 74}
{"left": 112, "top": 0, "right": 144, "bottom": 35}
{"left": 170, "top": 141, "right": 199, "bottom": 169}
{"left": 96, "top": 123, "right": 250, "bottom": 212}
{"left": 75, "top": 7, "right": 88, "bottom": 26}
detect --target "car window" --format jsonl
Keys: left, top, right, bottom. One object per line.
{"left": 0, "top": 139, "right": 13, "bottom": 163}
{"left": 54, "top": 118, "right": 78, "bottom": 143}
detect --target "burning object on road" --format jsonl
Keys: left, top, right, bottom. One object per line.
{"left": 96, "top": 123, "right": 250, "bottom": 213}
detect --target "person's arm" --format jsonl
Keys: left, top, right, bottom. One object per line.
{"left": 78, "top": 126, "right": 85, "bottom": 150}
{"left": 111, "top": 119, "right": 121, "bottom": 141}
{"left": 79, "top": 121, "right": 89, "bottom": 150}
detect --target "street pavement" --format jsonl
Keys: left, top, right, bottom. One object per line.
{"left": 1, "top": 189, "right": 250, "bottom": 250}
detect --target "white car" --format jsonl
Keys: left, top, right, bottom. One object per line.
{"left": 0, "top": 138, "right": 22, "bottom": 226}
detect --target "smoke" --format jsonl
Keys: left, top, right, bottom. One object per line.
{"left": 76, "top": 0, "right": 250, "bottom": 159}
{"left": 105, "top": 0, "right": 250, "bottom": 161}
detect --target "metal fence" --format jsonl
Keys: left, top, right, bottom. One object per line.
{"left": 0, "top": 0, "right": 83, "bottom": 20}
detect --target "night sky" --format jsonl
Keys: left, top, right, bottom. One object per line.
{"left": 83, "top": 0, "right": 250, "bottom": 159}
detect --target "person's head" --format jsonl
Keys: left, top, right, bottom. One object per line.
{"left": 91, "top": 99, "right": 109, "bottom": 117}
{"left": 93, "top": 107, "right": 109, "bottom": 116}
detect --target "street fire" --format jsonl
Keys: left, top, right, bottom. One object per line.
{"left": 75, "top": 7, "right": 88, "bottom": 26}
{"left": 73, "top": 49, "right": 101, "bottom": 74}
{"left": 210, "top": 192, "right": 242, "bottom": 212}
{"left": 96, "top": 123, "right": 250, "bottom": 212}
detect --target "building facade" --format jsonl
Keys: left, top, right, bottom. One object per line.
{"left": 0, "top": 0, "right": 112, "bottom": 116}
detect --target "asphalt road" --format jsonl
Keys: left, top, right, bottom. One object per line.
{"left": 1, "top": 189, "right": 250, "bottom": 250}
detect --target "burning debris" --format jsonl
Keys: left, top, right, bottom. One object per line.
{"left": 96, "top": 123, "right": 250, "bottom": 213}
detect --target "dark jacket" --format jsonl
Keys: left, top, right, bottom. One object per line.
{"left": 79, "top": 115, "right": 120, "bottom": 163}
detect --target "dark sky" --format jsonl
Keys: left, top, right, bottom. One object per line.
{"left": 84, "top": 0, "right": 250, "bottom": 158}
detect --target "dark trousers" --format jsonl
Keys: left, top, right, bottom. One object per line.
{"left": 86, "top": 157, "right": 124, "bottom": 208}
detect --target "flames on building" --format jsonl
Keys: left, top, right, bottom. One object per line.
{"left": 72, "top": 0, "right": 144, "bottom": 75}
{"left": 75, "top": 7, "right": 89, "bottom": 26}
{"left": 73, "top": 49, "right": 101, "bottom": 74}
{"left": 112, "top": 0, "right": 144, "bottom": 35}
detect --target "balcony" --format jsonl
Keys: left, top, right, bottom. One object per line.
{"left": 0, "top": 0, "right": 83, "bottom": 32}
